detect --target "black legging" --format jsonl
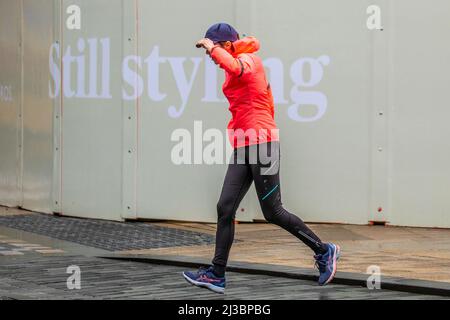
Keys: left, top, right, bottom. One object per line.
{"left": 212, "top": 141, "right": 327, "bottom": 276}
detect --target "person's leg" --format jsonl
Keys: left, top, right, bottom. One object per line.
{"left": 249, "top": 142, "right": 328, "bottom": 255}
{"left": 212, "top": 150, "right": 253, "bottom": 277}
{"left": 183, "top": 147, "right": 253, "bottom": 293}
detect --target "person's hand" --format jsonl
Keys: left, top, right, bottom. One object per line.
{"left": 195, "top": 38, "right": 215, "bottom": 52}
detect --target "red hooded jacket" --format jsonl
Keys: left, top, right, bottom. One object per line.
{"left": 210, "top": 37, "right": 279, "bottom": 148}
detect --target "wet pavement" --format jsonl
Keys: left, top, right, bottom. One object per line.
{"left": 0, "top": 207, "right": 449, "bottom": 300}
{"left": 0, "top": 255, "right": 447, "bottom": 300}
{"left": 0, "top": 213, "right": 215, "bottom": 251}
{"left": 127, "top": 221, "right": 450, "bottom": 283}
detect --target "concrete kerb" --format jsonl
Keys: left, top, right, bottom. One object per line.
{"left": 98, "top": 254, "right": 450, "bottom": 297}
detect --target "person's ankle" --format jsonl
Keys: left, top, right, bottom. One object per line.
{"left": 316, "top": 243, "right": 328, "bottom": 255}
{"left": 212, "top": 265, "right": 225, "bottom": 278}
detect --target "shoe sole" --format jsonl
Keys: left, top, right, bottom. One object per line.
{"left": 321, "top": 244, "right": 341, "bottom": 286}
{"left": 182, "top": 272, "right": 225, "bottom": 294}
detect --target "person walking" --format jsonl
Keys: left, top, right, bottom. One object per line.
{"left": 183, "top": 23, "right": 340, "bottom": 294}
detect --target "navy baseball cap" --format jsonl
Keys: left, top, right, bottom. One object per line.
{"left": 205, "top": 23, "right": 239, "bottom": 44}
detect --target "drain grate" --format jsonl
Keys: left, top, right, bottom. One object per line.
{"left": 0, "top": 214, "right": 215, "bottom": 251}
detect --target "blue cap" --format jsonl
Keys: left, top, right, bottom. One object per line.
{"left": 205, "top": 23, "right": 239, "bottom": 44}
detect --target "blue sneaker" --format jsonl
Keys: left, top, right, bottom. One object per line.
{"left": 182, "top": 266, "right": 226, "bottom": 294}
{"left": 314, "top": 243, "right": 341, "bottom": 286}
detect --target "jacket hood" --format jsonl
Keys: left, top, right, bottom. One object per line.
{"left": 232, "top": 36, "right": 260, "bottom": 56}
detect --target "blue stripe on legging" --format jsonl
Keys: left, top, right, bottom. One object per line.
{"left": 262, "top": 184, "right": 279, "bottom": 201}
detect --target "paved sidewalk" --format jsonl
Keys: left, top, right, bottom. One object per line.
{"left": 0, "top": 255, "right": 447, "bottom": 300}
{"left": 1, "top": 206, "right": 449, "bottom": 293}
{"left": 119, "top": 221, "right": 450, "bottom": 283}
{"left": 0, "top": 212, "right": 214, "bottom": 251}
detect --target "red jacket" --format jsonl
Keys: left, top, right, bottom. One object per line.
{"left": 210, "top": 37, "right": 279, "bottom": 148}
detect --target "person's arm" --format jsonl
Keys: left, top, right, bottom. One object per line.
{"left": 195, "top": 37, "right": 254, "bottom": 76}
{"left": 209, "top": 46, "right": 250, "bottom": 77}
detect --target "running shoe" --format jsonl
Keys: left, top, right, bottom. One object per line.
{"left": 182, "top": 266, "right": 226, "bottom": 294}
{"left": 314, "top": 243, "right": 341, "bottom": 286}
